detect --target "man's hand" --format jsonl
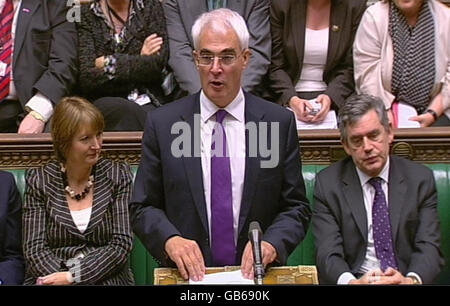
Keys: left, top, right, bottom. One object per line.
{"left": 37, "top": 272, "right": 73, "bottom": 285}
{"left": 164, "top": 236, "right": 205, "bottom": 281}
{"left": 240, "top": 241, "right": 277, "bottom": 279}
{"left": 141, "top": 33, "right": 163, "bottom": 56}
{"left": 349, "top": 268, "right": 417, "bottom": 285}
{"left": 18, "top": 113, "right": 45, "bottom": 134}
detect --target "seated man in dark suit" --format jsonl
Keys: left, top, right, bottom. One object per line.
{"left": 313, "top": 94, "right": 444, "bottom": 284}
{"left": 130, "top": 8, "right": 311, "bottom": 281}
{"left": 0, "top": 170, "right": 24, "bottom": 285}
{"left": 0, "top": 0, "right": 77, "bottom": 133}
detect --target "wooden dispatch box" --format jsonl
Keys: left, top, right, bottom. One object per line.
{"left": 154, "top": 265, "right": 318, "bottom": 285}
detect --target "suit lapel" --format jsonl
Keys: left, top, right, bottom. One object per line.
{"left": 292, "top": 0, "right": 307, "bottom": 70}
{"left": 342, "top": 159, "right": 368, "bottom": 241}
{"left": 237, "top": 93, "right": 264, "bottom": 236}
{"left": 181, "top": 0, "right": 207, "bottom": 44}
{"left": 387, "top": 158, "right": 406, "bottom": 246}
{"left": 180, "top": 94, "right": 209, "bottom": 235}
{"left": 325, "top": 0, "right": 345, "bottom": 71}
{"left": 13, "top": 0, "right": 40, "bottom": 68}
{"left": 84, "top": 160, "right": 114, "bottom": 235}
{"left": 44, "top": 162, "right": 85, "bottom": 238}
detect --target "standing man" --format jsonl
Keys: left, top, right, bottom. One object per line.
{"left": 0, "top": 0, "right": 77, "bottom": 133}
{"left": 0, "top": 171, "right": 24, "bottom": 285}
{"left": 313, "top": 94, "right": 443, "bottom": 284}
{"left": 130, "top": 8, "right": 310, "bottom": 281}
{"left": 163, "top": 0, "right": 271, "bottom": 97}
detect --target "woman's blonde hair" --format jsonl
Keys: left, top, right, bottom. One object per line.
{"left": 51, "top": 97, "right": 105, "bottom": 162}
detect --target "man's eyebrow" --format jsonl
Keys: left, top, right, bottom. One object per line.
{"left": 199, "top": 48, "right": 236, "bottom": 54}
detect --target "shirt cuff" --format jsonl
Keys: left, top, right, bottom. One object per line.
{"left": 337, "top": 272, "right": 357, "bottom": 285}
{"left": 406, "top": 272, "right": 423, "bottom": 284}
{"left": 25, "top": 92, "right": 54, "bottom": 122}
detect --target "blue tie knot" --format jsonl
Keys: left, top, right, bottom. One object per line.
{"left": 368, "top": 177, "right": 383, "bottom": 190}
{"left": 216, "top": 109, "right": 227, "bottom": 124}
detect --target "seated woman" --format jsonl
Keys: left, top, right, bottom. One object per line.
{"left": 77, "top": 0, "right": 168, "bottom": 131}
{"left": 22, "top": 97, "right": 134, "bottom": 285}
{"left": 354, "top": 0, "right": 450, "bottom": 127}
{"left": 269, "top": 0, "right": 367, "bottom": 124}
{"left": 0, "top": 171, "right": 24, "bottom": 285}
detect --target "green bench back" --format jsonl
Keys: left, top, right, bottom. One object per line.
{"left": 6, "top": 163, "right": 450, "bottom": 284}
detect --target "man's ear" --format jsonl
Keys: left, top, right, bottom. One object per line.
{"left": 241, "top": 48, "right": 251, "bottom": 70}
{"left": 193, "top": 50, "right": 199, "bottom": 70}
{"left": 342, "top": 138, "right": 352, "bottom": 156}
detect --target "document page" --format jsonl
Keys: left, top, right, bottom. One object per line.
{"left": 189, "top": 269, "right": 254, "bottom": 285}
{"left": 287, "top": 108, "right": 338, "bottom": 130}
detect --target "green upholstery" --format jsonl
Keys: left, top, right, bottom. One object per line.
{"left": 5, "top": 163, "right": 450, "bottom": 284}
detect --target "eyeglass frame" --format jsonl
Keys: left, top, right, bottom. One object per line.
{"left": 193, "top": 49, "right": 247, "bottom": 66}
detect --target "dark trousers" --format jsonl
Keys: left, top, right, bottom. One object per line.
{"left": 93, "top": 97, "right": 156, "bottom": 131}
{"left": 0, "top": 100, "right": 22, "bottom": 133}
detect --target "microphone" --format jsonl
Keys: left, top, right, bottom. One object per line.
{"left": 248, "top": 221, "right": 264, "bottom": 285}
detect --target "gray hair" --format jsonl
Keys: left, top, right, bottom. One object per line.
{"left": 339, "top": 94, "right": 390, "bottom": 143}
{"left": 191, "top": 8, "right": 249, "bottom": 51}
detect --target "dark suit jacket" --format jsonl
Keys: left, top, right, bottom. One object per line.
{"left": 13, "top": 0, "right": 77, "bottom": 111}
{"left": 313, "top": 155, "right": 444, "bottom": 284}
{"left": 130, "top": 91, "right": 311, "bottom": 267}
{"left": 0, "top": 171, "right": 24, "bottom": 285}
{"left": 23, "top": 159, "right": 134, "bottom": 285}
{"left": 163, "top": 0, "right": 271, "bottom": 95}
{"left": 269, "top": 0, "right": 366, "bottom": 108}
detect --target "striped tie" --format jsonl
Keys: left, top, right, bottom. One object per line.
{"left": 0, "top": 0, "right": 13, "bottom": 102}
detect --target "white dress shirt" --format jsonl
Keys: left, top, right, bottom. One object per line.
{"left": 200, "top": 89, "right": 246, "bottom": 245}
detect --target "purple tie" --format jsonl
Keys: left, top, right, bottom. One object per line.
{"left": 369, "top": 177, "right": 398, "bottom": 271}
{"left": 210, "top": 109, "right": 236, "bottom": 266}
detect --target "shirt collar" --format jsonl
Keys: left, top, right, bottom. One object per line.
{"left": 356, "top": 157, "right": 390, "bottom": 187}
{"left": 200, "top": 89, "right": 245, "bottom": 123}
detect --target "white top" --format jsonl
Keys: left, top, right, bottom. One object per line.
{"left": 70, "top": 206, "right": 92, "bottom": 234}
{"left": 295, "top": 27, "right": 329, "bottom": 93}
{"left": 200, "top": 89, "right": 246, "bottom": 246}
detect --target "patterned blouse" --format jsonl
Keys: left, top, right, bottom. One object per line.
{"left": 77, "top": 0, "right": 169, "bottom": 103}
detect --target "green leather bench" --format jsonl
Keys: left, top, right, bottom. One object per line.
{"left": 5, "top": 163, "right": 450, "bottom": 284}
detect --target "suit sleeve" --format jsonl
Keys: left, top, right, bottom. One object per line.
{"left": 262, "top": 111, "right": 311, "bottom": 264}
{"left": 129, "top": 111, "right": 181, "bottom": 265}
{"left": 407, "top": 170, "right": 444, "bottom": 283}
{"left": 324, "top": 0, "right": 367, "bottom": 109}
{"left": 23, "top": 168, "right": 65, "bottom": 278}
{"left": 0, "top": 174, "right": 24, "bottom": 285}
{"left": 163, "top": 0, "right": 201, "bottom": 94}
{"left": 269, "top": 1, "right": 297, "bottom": 106}
{"left": 312, "top": 173, "right": 352, "bottom": 284}
{"left": 241, "top": 0, "right": 271, "bottom": 93}
{"left": 73, "top": 163, "right": 134, "bottom": 284}
{"left": 33, "top": 0, "right": 77, "bottom": 105}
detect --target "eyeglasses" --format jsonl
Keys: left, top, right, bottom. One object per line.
{"left": 195, "top": 51, "right": 244, "bottom": 66}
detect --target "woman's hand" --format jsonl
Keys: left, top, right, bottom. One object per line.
{"left": 310, "top": 94, "right": 331, "bottom": 123}
{"left": 141, "top": 33, "right": 163, "bottom": 56}
{"left": 289, "top": 96, "right": 314, "bottom": 122}
{"left": 95, "top": 56, "right": 105, "bottom": 69}
{"left": 37, "top": 272, "right": 73, "bottom": 286}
